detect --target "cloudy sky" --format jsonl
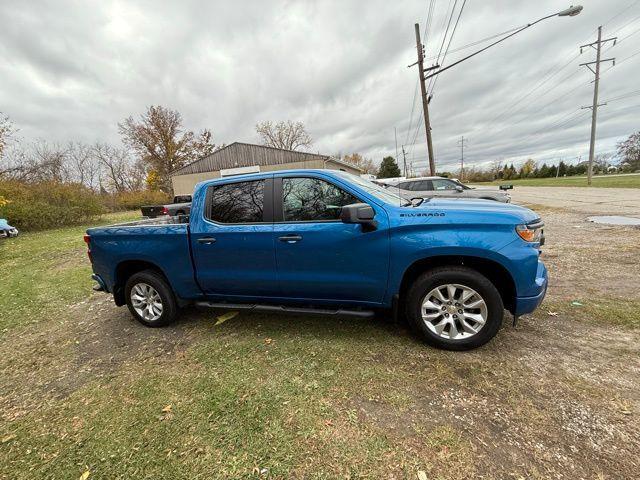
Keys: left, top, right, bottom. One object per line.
{"left": 1, "top": 0, "right": 639, "bottom": 173}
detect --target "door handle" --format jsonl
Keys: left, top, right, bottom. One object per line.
{"left": 278, "top": 234, "right": 302, "bottom": 243}
{"left": 197, "top": 237, "right": 217, "bottom": 245}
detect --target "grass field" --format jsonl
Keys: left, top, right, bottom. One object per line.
{"left": 0, "top": 209, "right": 639, "bottom": 479}
{"left": 478, "top": 173, "right": 640, "bottom": 188}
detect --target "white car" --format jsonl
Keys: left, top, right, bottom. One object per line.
{"left": 377, "top": 176, "right": 511, "bottom": 203}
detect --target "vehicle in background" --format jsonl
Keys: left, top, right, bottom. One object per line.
{"left": 0, "top": 219, "right": 19, "bottom": 239}
{"left": 377, "top": 176, "right": 511, "bottom": 203}
{"left": 141, "top": 195, "right": 192, "bottom": 218}
{"left": 86, "top": 169, "right": 546, "bottom": 351}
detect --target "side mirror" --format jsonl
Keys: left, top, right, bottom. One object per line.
{"left": 340, "top": 203, "right": 377, "bottom": 230}
{"left": 455, "top": 185, "right": 464, "bottom": 192}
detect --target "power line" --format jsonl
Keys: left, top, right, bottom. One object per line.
{"left": 423, "top": 25, "right": 526, "bottom": 61}
{"left": 428, "top": 0, "right": 458, "bottom": 91}
{"left": 429, "top": 0, "right": 468, "bottom": 96}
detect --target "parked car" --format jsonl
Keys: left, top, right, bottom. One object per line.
{"left": 378, "top": 176, "right": 511, "bottom": 203}
{"left": 141, "top": 195, "right": 192, "bottom": 218}
{"left": 86, "top": 170, "right": 546, "bottom": 350}
{"left": 0, "top": 219, "right": 19, "bottom": 239}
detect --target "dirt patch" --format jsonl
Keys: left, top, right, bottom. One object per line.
{"left": 0, "top": 295, "right": 208, "bottom": 421}
{"left": 351, "top": 314, "right": 640, "bottom": 478}
{"left": 532, "top": 207, "right": 640, "bottom": 302}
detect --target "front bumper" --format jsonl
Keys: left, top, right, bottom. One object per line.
{"left": 513, "top": 260, "right": 548, "bottom": 316}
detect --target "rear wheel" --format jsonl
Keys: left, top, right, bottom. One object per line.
{"left": 125, "top": 270, "right": 178, "bottom": 327}
{"left": 405, "top": 266, "right": 503, "bottom": 350}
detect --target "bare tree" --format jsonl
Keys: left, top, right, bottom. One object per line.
{"left": 255, "top": 120, "right": 313, "bottom": 151}
{"left": 94, "top": 143, "right": 145, "bottom": 192}
{"left": 0, "top": 140, "right": 69, "bottom": 182}
{"left": 489, "top": 159, "right": 503, "bottom": 180}
{"left": 119, "top": 105, "right": 216, "bottom": 192}
{"left": 66, "top": 142, "right": 101, "bottom": 189}
{"left": 0, "top": 113, "right": 15, "bottom": 159}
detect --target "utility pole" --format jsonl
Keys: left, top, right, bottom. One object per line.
{"left": 401, "top": 145, "right": 408, "bottom": 177}
{"left": 580, "top": 26, "right": 616, "bottom": 185}
{"left": 458, "top": 136, "right": 468, "bottom": 181}
{"left": 394, "top": 127, "right": 399, "bottom": 164}
{"left": 414, "top": 23, "right": 436, "bottom": 176}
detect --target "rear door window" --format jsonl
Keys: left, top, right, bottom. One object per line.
{"left": 431, "top": 179, "right": 458, "bottom": 191}
{"left": 207, "top": 180, "right": 265, "bottom": 223}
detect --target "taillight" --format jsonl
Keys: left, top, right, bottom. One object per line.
{"left": 83, "top": 234, "right": 93, "bottom": 262}
{"left": 161, "top": 207, "right": 169, "bottom": 216}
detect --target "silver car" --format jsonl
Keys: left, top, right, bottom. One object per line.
{"left": 380, "top": 177, "right": 511, "bottom": 203}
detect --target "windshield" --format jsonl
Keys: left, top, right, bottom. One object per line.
{"left": 334, "top": 171, "right": 411, "bottom": 206}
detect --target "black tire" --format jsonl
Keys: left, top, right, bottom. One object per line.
{"left": 405, "top": 266, "right": 504, "bottom": 350}
{"left": 125, "top": 269, "right": 178, "bottom": 327}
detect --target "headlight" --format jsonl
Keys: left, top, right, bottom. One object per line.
{"left": 516, "top": 220, "right": 544, "bottom": 243}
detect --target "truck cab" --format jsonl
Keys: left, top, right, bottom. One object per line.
{"left": 86, "top": 170, "right": 547, "bottom": 350}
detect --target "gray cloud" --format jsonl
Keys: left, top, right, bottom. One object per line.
{"left": 1, "top": 0, "right": 638, "bottom": 173}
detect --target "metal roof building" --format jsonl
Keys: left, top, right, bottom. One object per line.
{"left": 170, "top": 142, "right": 362, "bottom": 195}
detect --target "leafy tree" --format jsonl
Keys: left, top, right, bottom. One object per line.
{"left": 119, "top": 105, "right": 216, "bottom": 193}
{"left": 617, "top": 131, "right": 640, "bottom": 172}
{"left": 519, "top": 159, "right": 537, "bottom": 178}
{"left": 557, "top": 161, "right": 567, "bottom": 177}
{"left": 343, "top": 153, "right": 377, "bottom": 174}
{"left": 255, "top": 120, "right": 313, "bottom": 151}
{"left": 377, "top": 156, "right": 401, "bottom": 178}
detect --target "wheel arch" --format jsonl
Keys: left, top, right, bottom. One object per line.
{"left": 398, "top": 255, "right": 517, "bottom": 313}
{"left": 113, "top": 260, "right": 171, "bottom": 306}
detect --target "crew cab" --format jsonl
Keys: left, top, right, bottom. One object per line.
{"left": 85, "top": 170, "right": 547, "bottom": 350}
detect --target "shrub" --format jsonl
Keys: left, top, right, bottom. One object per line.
{"left": 0, "top": 180, "right": 104, "bottom": 231}
{"left": 108, "top": 190, "right": 171, "bottom": 211}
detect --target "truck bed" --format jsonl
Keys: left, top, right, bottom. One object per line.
{"left": 107, "top": 215, "right": 188, "bottom": 228}
{"left": 86, "top": 217, "right": 201, "bottom": 300}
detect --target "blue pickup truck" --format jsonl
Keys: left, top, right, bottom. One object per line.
{"left": 85, "top": 170, "right": 547, "bottom": 350}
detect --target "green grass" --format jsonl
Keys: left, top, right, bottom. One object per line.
{"left": 0, "top": 211, "right": 139, "bottom": 332}
{"left": 1, "top": 213, "right": 639, "bottom": 478}
{"left": 477, "top": 173, "right": 640, "bottom": 188}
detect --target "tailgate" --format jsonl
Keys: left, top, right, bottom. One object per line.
{"left": 141, "top": 205, "right": 165, "bottom": 218}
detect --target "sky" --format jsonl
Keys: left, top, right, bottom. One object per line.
{"left": 1, "top": 0, "right": 639, "bottom": 174}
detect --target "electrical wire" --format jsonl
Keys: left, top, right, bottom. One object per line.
{"left": 428, "top": 0, "right": 458, "bottom": 91}
{"left": 429, "top": 0, "right": 468, "bottom": 96}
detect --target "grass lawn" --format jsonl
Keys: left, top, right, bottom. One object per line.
{"left": 477, "top": 173, "right": 640, "bottom": 188}
{"left": 0, "top": 211, "right": 639, "bottom": 479}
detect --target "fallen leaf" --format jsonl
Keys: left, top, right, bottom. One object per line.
{"left": 417, "top": 471, "right": 428, "bottom": 480}
{"left": 1, "top": 434, "right": 16, "bottom": 443}
{"left": 547, "top": 311, "right": 559, "bottom": 317}
{"left": 215, "top": 311, "right": 239, "bottom": 325}
{"left": 571, "top": 301, "right": 584, "bottom": 307}
{"left": 324, "top": 419, "right": 333, "bottom": 427}
{"left": 265, "top": 338, "right": 273, "bottom": 345}
{"left": 79, "top": 470, "right": 90, "bottom": 480}
{"left": 162, "top": 405, "right": 172, "bottom": 413}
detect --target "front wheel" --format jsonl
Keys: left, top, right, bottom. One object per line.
{"left": 125, "top": 270, "right": 178, "bottom": 327}
{"left": 405, "top": 266, "right": 504, "bottom": 350}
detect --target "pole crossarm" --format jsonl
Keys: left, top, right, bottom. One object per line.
{"left": 580, "top": 37, "right": 616, "bottom": 52}
{"left": 581, "top": 103, "right": 607, "bottom": 109}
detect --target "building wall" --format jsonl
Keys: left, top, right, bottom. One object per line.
{"left": 171, "top": 158, "right": 361, "bottom": 195}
